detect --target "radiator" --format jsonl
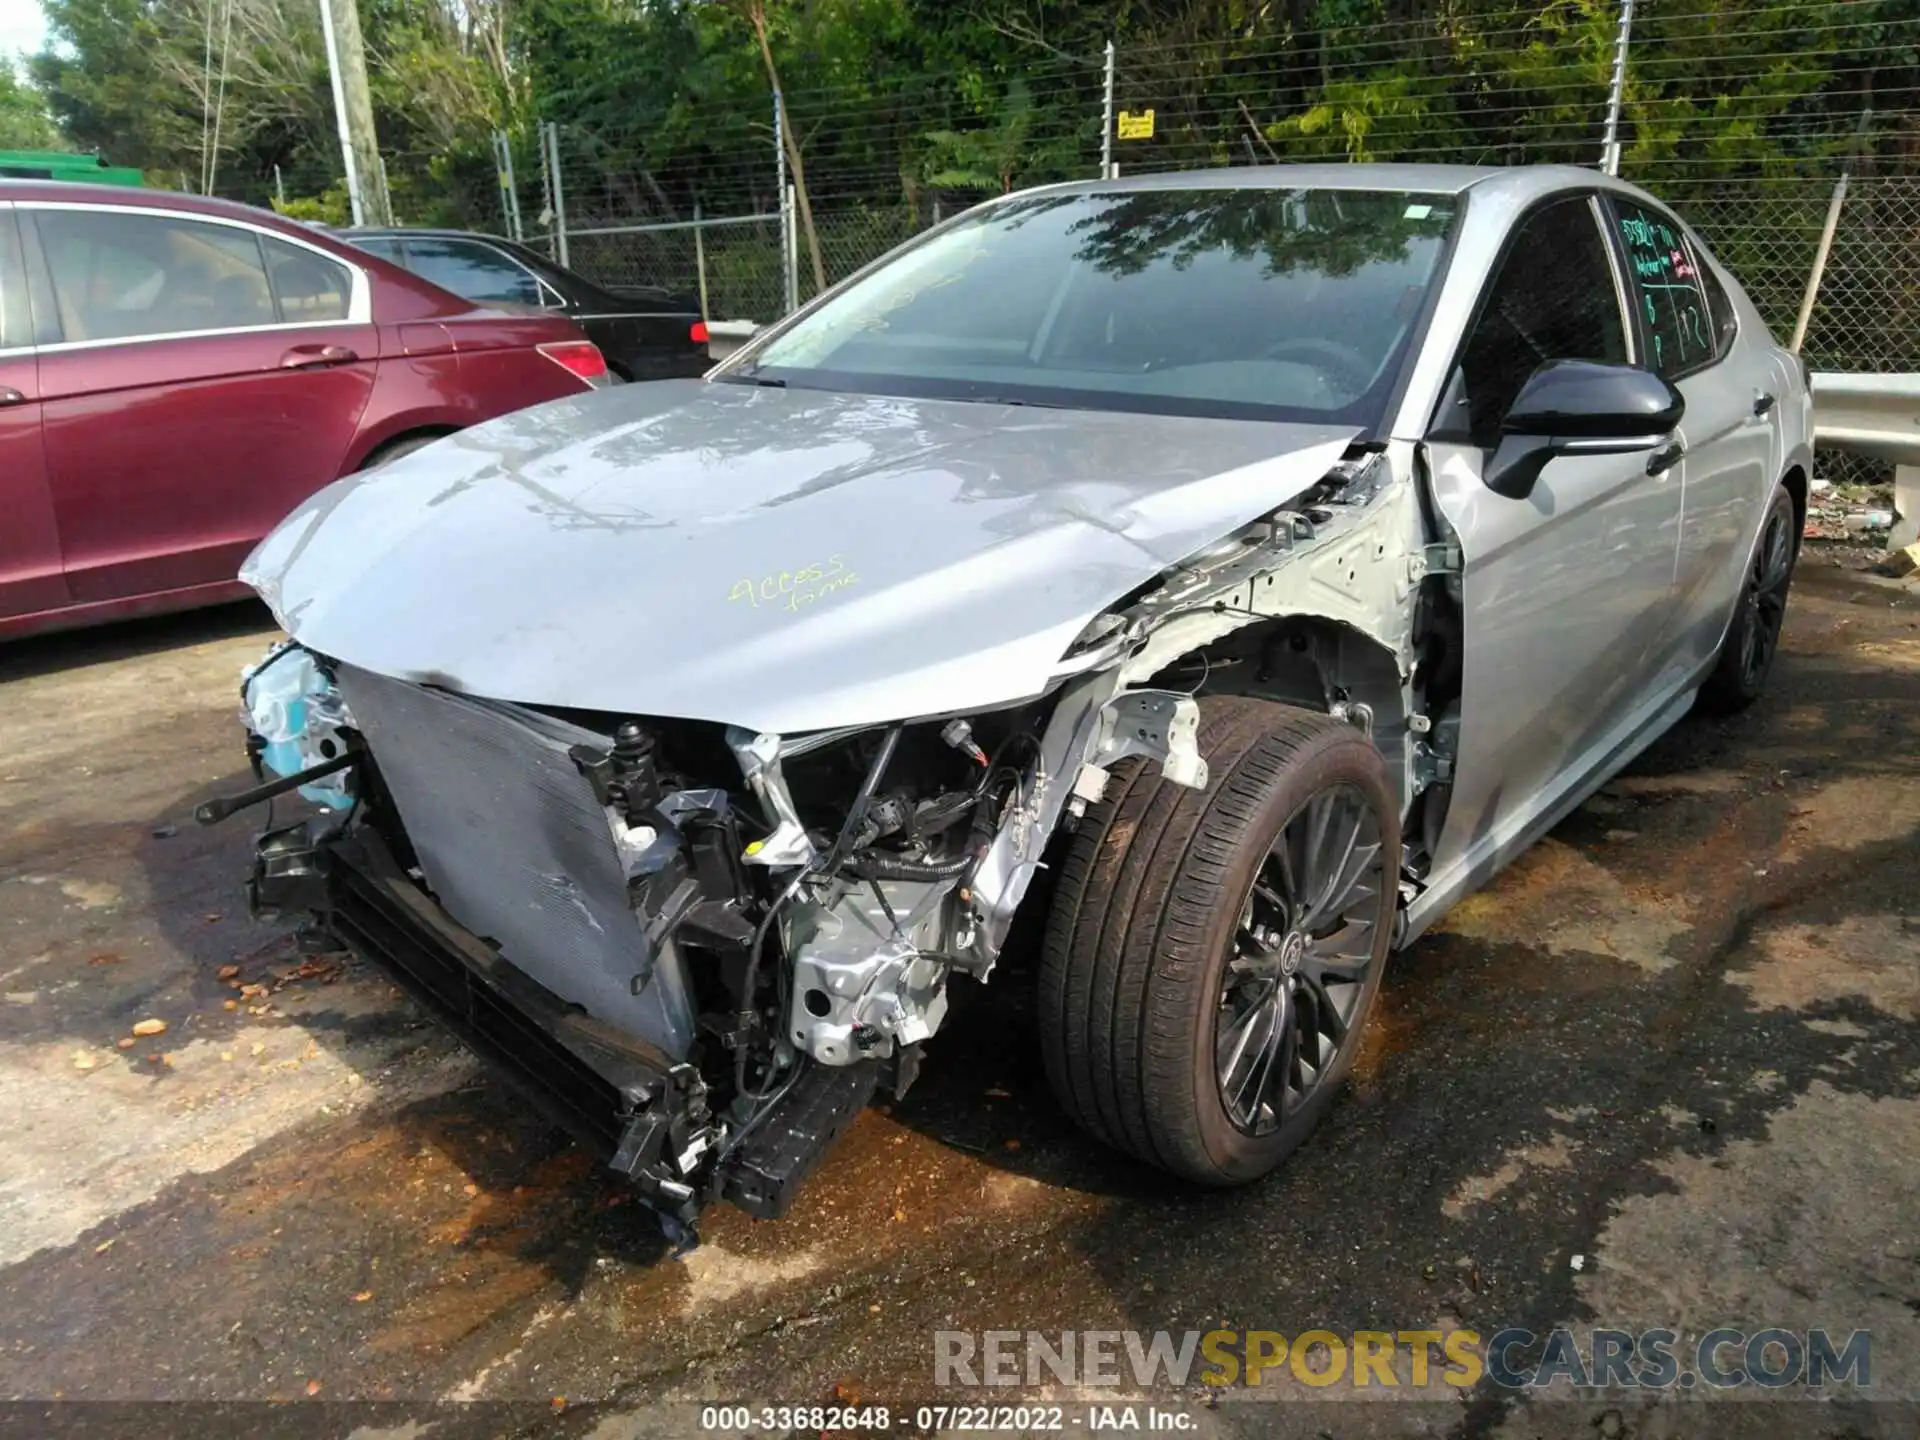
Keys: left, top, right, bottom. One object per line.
{"left": 335, "top": 664, "right": 695, "bottom": 1058}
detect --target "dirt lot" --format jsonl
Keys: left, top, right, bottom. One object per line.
{"left": 0, "top": 556, "right": 1916, "bottom": 1440}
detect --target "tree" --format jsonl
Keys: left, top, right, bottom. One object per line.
{"left": 17, "top": 0, "right": 1912, "bottom": 339}
{"left": 728, "top": 0, "right": 827, "bottom": 296}
{"left": 0, "top": 65, "right": 61, "bottom": 149}
{"left": 33, "top": 0, "right": 331, "bottom": 197}
{"left": 923, "top": 77, "right": 1083, "bottom": 192}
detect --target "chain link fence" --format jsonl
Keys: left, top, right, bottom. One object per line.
{"left": 1652, "top": 175, "right": 1920, "bottom": 374}
{"left": 470, "top": 1, "right": 1919, "bottom": 390}
{"left": 565, "top": 215, "right": 783, "bottom": 318}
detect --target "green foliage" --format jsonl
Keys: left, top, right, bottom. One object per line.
{"left": 0, "top": 66, "right": 62, "bottom": 149}
{"left": 1266, "top": 71, "right": 1453, "bottom": 163}
{"left": 1053, "top": 188, "right": 1443, "bottom": 279}
{"left": 273, "top": 183, "right": 352, "bottom": 226}
{"left": 19, "top": 0, "right": 1918, "bottom": 245}
{"left": 923, "top": 79, "right": 1083, "bottom": 192}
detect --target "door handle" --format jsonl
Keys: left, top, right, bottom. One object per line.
{"left": 1751, "top": 392, "right": 1776, "bottom": 418}
{"left": 279, "top": 344, "right": 359, "bottom": 369}
{"left": 1646, "top": 440, "right": 1685, "bottom": 476}
{"left": 0, "top": 386, "right": 24, "bottom": 406}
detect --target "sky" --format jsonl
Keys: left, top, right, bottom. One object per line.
{"left": 0, "top": 0, "right": 49, "bottom": 65}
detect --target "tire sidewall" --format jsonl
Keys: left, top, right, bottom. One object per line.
{"left": 1712, "top": 482, "right": 1799, "bottom": 706}
{"left": 1178, "top": 729, "right": 1399, "bottom": 1184}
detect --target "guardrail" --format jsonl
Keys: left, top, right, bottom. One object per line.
{"left": 1812, "top": 373, "right": 1920, "bottom": 467}
{"left": 704, "top": 320, "right": 759, "bottom": 363}
{"left": 1812, "top": 372, "right": 1919, "bottom": 548}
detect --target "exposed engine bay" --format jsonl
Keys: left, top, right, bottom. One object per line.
{"left": 216, "top": 446, "right": 1458, "bottom": 1241}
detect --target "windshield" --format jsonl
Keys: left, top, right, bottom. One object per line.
{"left": 730, "top": 187, "right": 1459, "bottom": 425}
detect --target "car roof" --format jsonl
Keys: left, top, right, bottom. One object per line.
{"left": 1017, "top": 162, "right": 1636, "bottom": 205}
{"left": 343, "top": 226, "right": 518, "bottom": 244}
{"left": 0, "top": 179, "right": 369, "bottom": 254}
{"left": 0, "top": 178, "right": 295, "bottom": 221}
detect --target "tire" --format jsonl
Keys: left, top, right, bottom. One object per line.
{"left": 1698, "top": 482, "right": 1798, "bottom": 713}
{"left": 358, "top": 432, "right": 444, "bottom": 471}
{"left": 1039, "top": 696, "right": 1400, "bottom": 1186}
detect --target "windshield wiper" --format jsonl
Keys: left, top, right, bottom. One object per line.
{"left": 962, "top": 394, "right": 1064, "bottom": 409}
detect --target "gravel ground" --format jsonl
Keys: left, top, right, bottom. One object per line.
{"left": 0, "top": 554, "right": 1915, "bottom": 1440}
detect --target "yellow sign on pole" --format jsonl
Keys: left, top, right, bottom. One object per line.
{"left": 1116, "top": 109, "right": 1156, "bottom": 141}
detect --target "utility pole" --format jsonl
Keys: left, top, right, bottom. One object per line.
{"left": 317, "top": 0, "right": 391, "bottom": 225}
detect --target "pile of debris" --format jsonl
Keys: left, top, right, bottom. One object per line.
{"left": 1803, "top": 477, "right": 1897, "bottom": 542}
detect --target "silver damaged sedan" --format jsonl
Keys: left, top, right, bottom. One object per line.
{"left": 219, "top": 164, "right": 1814, "bottom": 1233}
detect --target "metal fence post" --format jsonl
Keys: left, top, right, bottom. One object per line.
{"left": 536, "top": 123, "right": 555, "bottom": 254}
{"left": 1599, "top": 0, "right": 1635, "bottom": 176}
{"left": 785, "top": 183, "right": 800, "bottom": 315}
{"left": 774, "top": 89, "right": 794, "bottom": 314}
{"left": 545, "top": 122, "right": 571, "bottom": 269}
{"left": 376, "top": 153, "right": 395, "bottom": 224}
{"left": 493, "top": 130, "right": 523, "bottom": 242}
{"left": 1100, "top": 40, "right": 1116, "bottom": 179}
{"left": 693, "top": 199, "right": 710, "bottom": 323}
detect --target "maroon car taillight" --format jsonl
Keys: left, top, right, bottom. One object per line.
{"left": 537, "top": 340, "right": 611, "bottom": 389}
{"left": 690, "top": 320, "right": 710, "bottom": 346}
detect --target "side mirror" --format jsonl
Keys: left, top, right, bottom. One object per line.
{"left": 1485, "top": 360, "right": 1685, "bottom": 499}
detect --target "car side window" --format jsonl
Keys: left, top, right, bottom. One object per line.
{"left": 32, "top": 208, "right": 278, "bottom": 343}
{"left": 1694, "top": 242, "right": 1740, "bottom": 358}
{"left": 262, "top": 236, "right": 352, "bottom": 323}
{"left": 403, "top": 238, "right": 542, "bottom": 306}
{"left": 1455, "top": 196, "right": 1628, "bottom": 447}
{"left": 0, "top": 211, "right": 27, "bottom": 349}
{"left": 1611, "top": 199, "right": 1716, "bottom": 377}
{"left": 350, "top": 235, "right": 404, "bottom": 263}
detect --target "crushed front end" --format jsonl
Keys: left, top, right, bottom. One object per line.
{"left": 223, "top": 646, "right": 1050, "bottom": 1236}
{"left": 215, "top": 433, "right": 1424, "bottom": 1236}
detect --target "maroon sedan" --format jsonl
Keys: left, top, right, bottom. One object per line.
{"left": 0, "top": 182, "right": 610, "bottom": 639}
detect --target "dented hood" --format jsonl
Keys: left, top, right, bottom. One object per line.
{"left": 243, "top": 381, "right": 1357, "bottom": 733}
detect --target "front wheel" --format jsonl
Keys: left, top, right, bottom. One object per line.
{"left": 1039, "top": 697, "right": 1400, "bottom": 1185}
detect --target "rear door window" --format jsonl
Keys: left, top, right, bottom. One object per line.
{"left": 0, "top": 210, "right": 27, "bottom": 348}
{"left": 402, "top": 238, "right": 542, "bottom": 306}
{"left": 32, "top": 208, "right": 278, "bottom": 342}
{"left": 1611, "top": 199, "right": 1716, "bottom": 377}
{"left": 1695, "top": 244, "right": 1740, "bottom": 358}
{"left": 263, "top": 236, "right": 353, "bottom": 322}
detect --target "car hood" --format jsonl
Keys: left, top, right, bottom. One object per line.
{"left": 243, "top": 381, "right": 1358, "bottom": 733}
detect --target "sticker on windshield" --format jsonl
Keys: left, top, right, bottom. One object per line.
{"left": 1404, "top": 204, "right": 1433, "bottom": 220}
